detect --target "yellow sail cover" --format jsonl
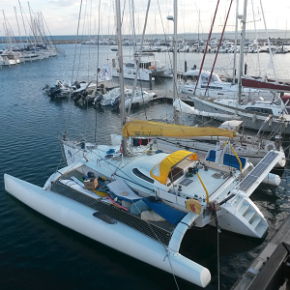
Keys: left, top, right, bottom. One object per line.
{"left": 122, "top": 119, "right": 235, "bottom": 138}
{"left": 150, "top": 150, "right": 197, "bottom": 185}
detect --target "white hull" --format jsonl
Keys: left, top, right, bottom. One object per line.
{"left": 113, "top": 68, "right": 154, "bottom": 81}
{"left": 179, "top": 84, "right": 275, "bottom": 100}
{"left": 0, "top": 59, "right": 17, "bottom": 66}
{"left": 192, "top": 96, "right": 290, "bottom": 134}
{"left": 4, "top": 173, "right": 211, "bottom": 288}
{"left": 123, "top": 92, "right": 156, "bottom": 108}
{"left": 22, "top": 54, "right": 42, "bottom": 62}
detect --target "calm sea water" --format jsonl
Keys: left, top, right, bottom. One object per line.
{"left": 1, "top": 44, "right": 290, "bottom": 290}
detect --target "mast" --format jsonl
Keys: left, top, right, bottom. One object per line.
{"left": 18, "top": 0, "right": 29, "bottom": 46}
{"left": 237, "top": 0, "right": 248, "bottom": 104}
{"left": 193, "top": 0, "right": 220, "bottom": 95}
{"left": 131, "top": 0, "right": 136, "bottom": 52}
{"left": 28, "top": 2, "right": 37, "bottom": 46}
{"left": 128, "top": 0, "right": 151, "bottom": 115}
{"left": 2, "top": 11, "right": 12, "bottom": 50}
{"left": 251, "top": 0, "right": 261, "bottom": 76}
{"left": 173, "top": 0, "right": 178, "bottom": 123}
{"left": 259, "top": 0, "right": 277, "bottom": 82}
{"left": 232, "top": 0, "right": 239, "bottom": 84}
{"left": 198, "top": 10, "right": 200, "bottom": 45}
{"left": 14, "top": 7, "right": 22, "bottom": 46}
{"left": 115, "top": 0, "right": 127, "bottom": 155}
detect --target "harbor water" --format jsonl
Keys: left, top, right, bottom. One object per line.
{"left": 1, "top": 44, "right": 290, "bottom": 289}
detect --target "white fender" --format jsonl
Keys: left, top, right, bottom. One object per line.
{"left": 262, "top": 173, "right": 281, "bottom": 186}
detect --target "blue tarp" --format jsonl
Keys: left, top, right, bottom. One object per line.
{"left": 143, "top": 198, "right": 187, "bottom": 225}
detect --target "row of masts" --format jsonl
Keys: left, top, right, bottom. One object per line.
{"left": 1, "top": 1, "right": 57, "bottom": 54}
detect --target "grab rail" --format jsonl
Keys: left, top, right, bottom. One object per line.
{"left": 225, "top": 141, "right": 242, "bottom": 171}
{"left": 195, "top": 172, "right": 209, "bottom": 204}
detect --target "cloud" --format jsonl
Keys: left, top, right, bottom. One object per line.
{"left": 49, "top": 0, "right": 80, "bottom": 8}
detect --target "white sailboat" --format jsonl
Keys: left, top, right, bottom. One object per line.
{"left": 189, "top": 0, "right": 290, "bottom": 134}
{"left": 172, "top": 99, "right": 286, "bottom": 168}
{"left": 179, "top": 69, "right": 277, "bottom": 101}
{"left": 3, "top": 1, "right": 284, "bottom": 288}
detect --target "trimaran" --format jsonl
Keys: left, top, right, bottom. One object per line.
{"left": 4, "top": 0, "right": 285, "bottom": 288}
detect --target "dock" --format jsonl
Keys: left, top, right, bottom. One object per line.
{"left": 232, "top": 215, "right": 290, "bottom": 290}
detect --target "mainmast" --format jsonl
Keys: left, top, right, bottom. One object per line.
{"left": 131, "top": 0, "right": 136, "bottom": 52}
{"left": 115, "top": 0, "right": 127, "bottom": 155}
{"left": 232, "top": 0, "right": 239, "bottom": 84}
{"left": 14, "top": 7, "right": 22, "bottom": 46}
{"left": 173, "top": 0, "right": 178, "bottom": 123}
{"left": 238, "top": 0, "right": 248, "bottom": 104}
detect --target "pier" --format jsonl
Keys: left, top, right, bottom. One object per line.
{"left": 232, "top": 215, "right": 290, "bottom": 290}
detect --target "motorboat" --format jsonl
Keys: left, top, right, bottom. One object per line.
{"left": 0, "top": 54, "right": 17, "bottom": 66}
{"left": 1, "top": 50, "right": 21, "bottom": 64}
{"left": 98, "top": 87, "right": 122, "bottom": 106}
{"left": 110, "top": 88, "right": 157, "bottom": 109}
{"left": 112, "top": 55, "right": 172, "bottom": 81}
{"left": 44, "top": 80, "right": 73, "bottom": 98}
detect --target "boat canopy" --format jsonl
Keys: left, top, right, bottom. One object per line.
{"left": 122, "top": 118, "right": 236, "bottom": 138}
{"left": 150, "top": 150, "right": 197, "bottom": 185}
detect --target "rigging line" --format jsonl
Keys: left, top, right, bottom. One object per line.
{"left": 71, "top": 0, "right": 84, "bottom": 84}
{"left": 87, "top": 0, "right": 93, "bottom": 82}
{"left": 204, "top": 0, "right": 233, "bottom": 97}
{"left": 76, "top": 0, "right": 89, "bottom": 80}
{"left": 67, "top": 0, "right": 85, "bottom": 136}
{"left": 96, "top": 0, "right": 101, "bottom": 88}
{"left": 214, "top": 210, "right": 221, "bottom": 290}
{"left": 34, "top": 136, "right": 65, "bottom": 180}
{"left": 128, "top": 0, "right": 151, "bottom": 116}
{"left": 194, "top": 0, "right": 221, "bottom": 95}
{"left": 41, "top": 15, "right": 58, "bottom": 53}
{"left": 94, "top": 0, "right": 101, "bottom": 143}
{"left": 18, "top": 1, "right": 36, "bottom": 48}
{"left": 156, "top": 0, "right": 174, "bottom": 84}
{"left": 121, "top": 0, "right": 127, "bottom": 30}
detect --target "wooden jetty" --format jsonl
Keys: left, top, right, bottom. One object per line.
{"left": 232, "top": 215, "right": 290, "bottom": 290}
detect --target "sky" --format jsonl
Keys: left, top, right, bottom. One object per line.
{"left": 1, "top": 0, "right": 290, "bottom": 37}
